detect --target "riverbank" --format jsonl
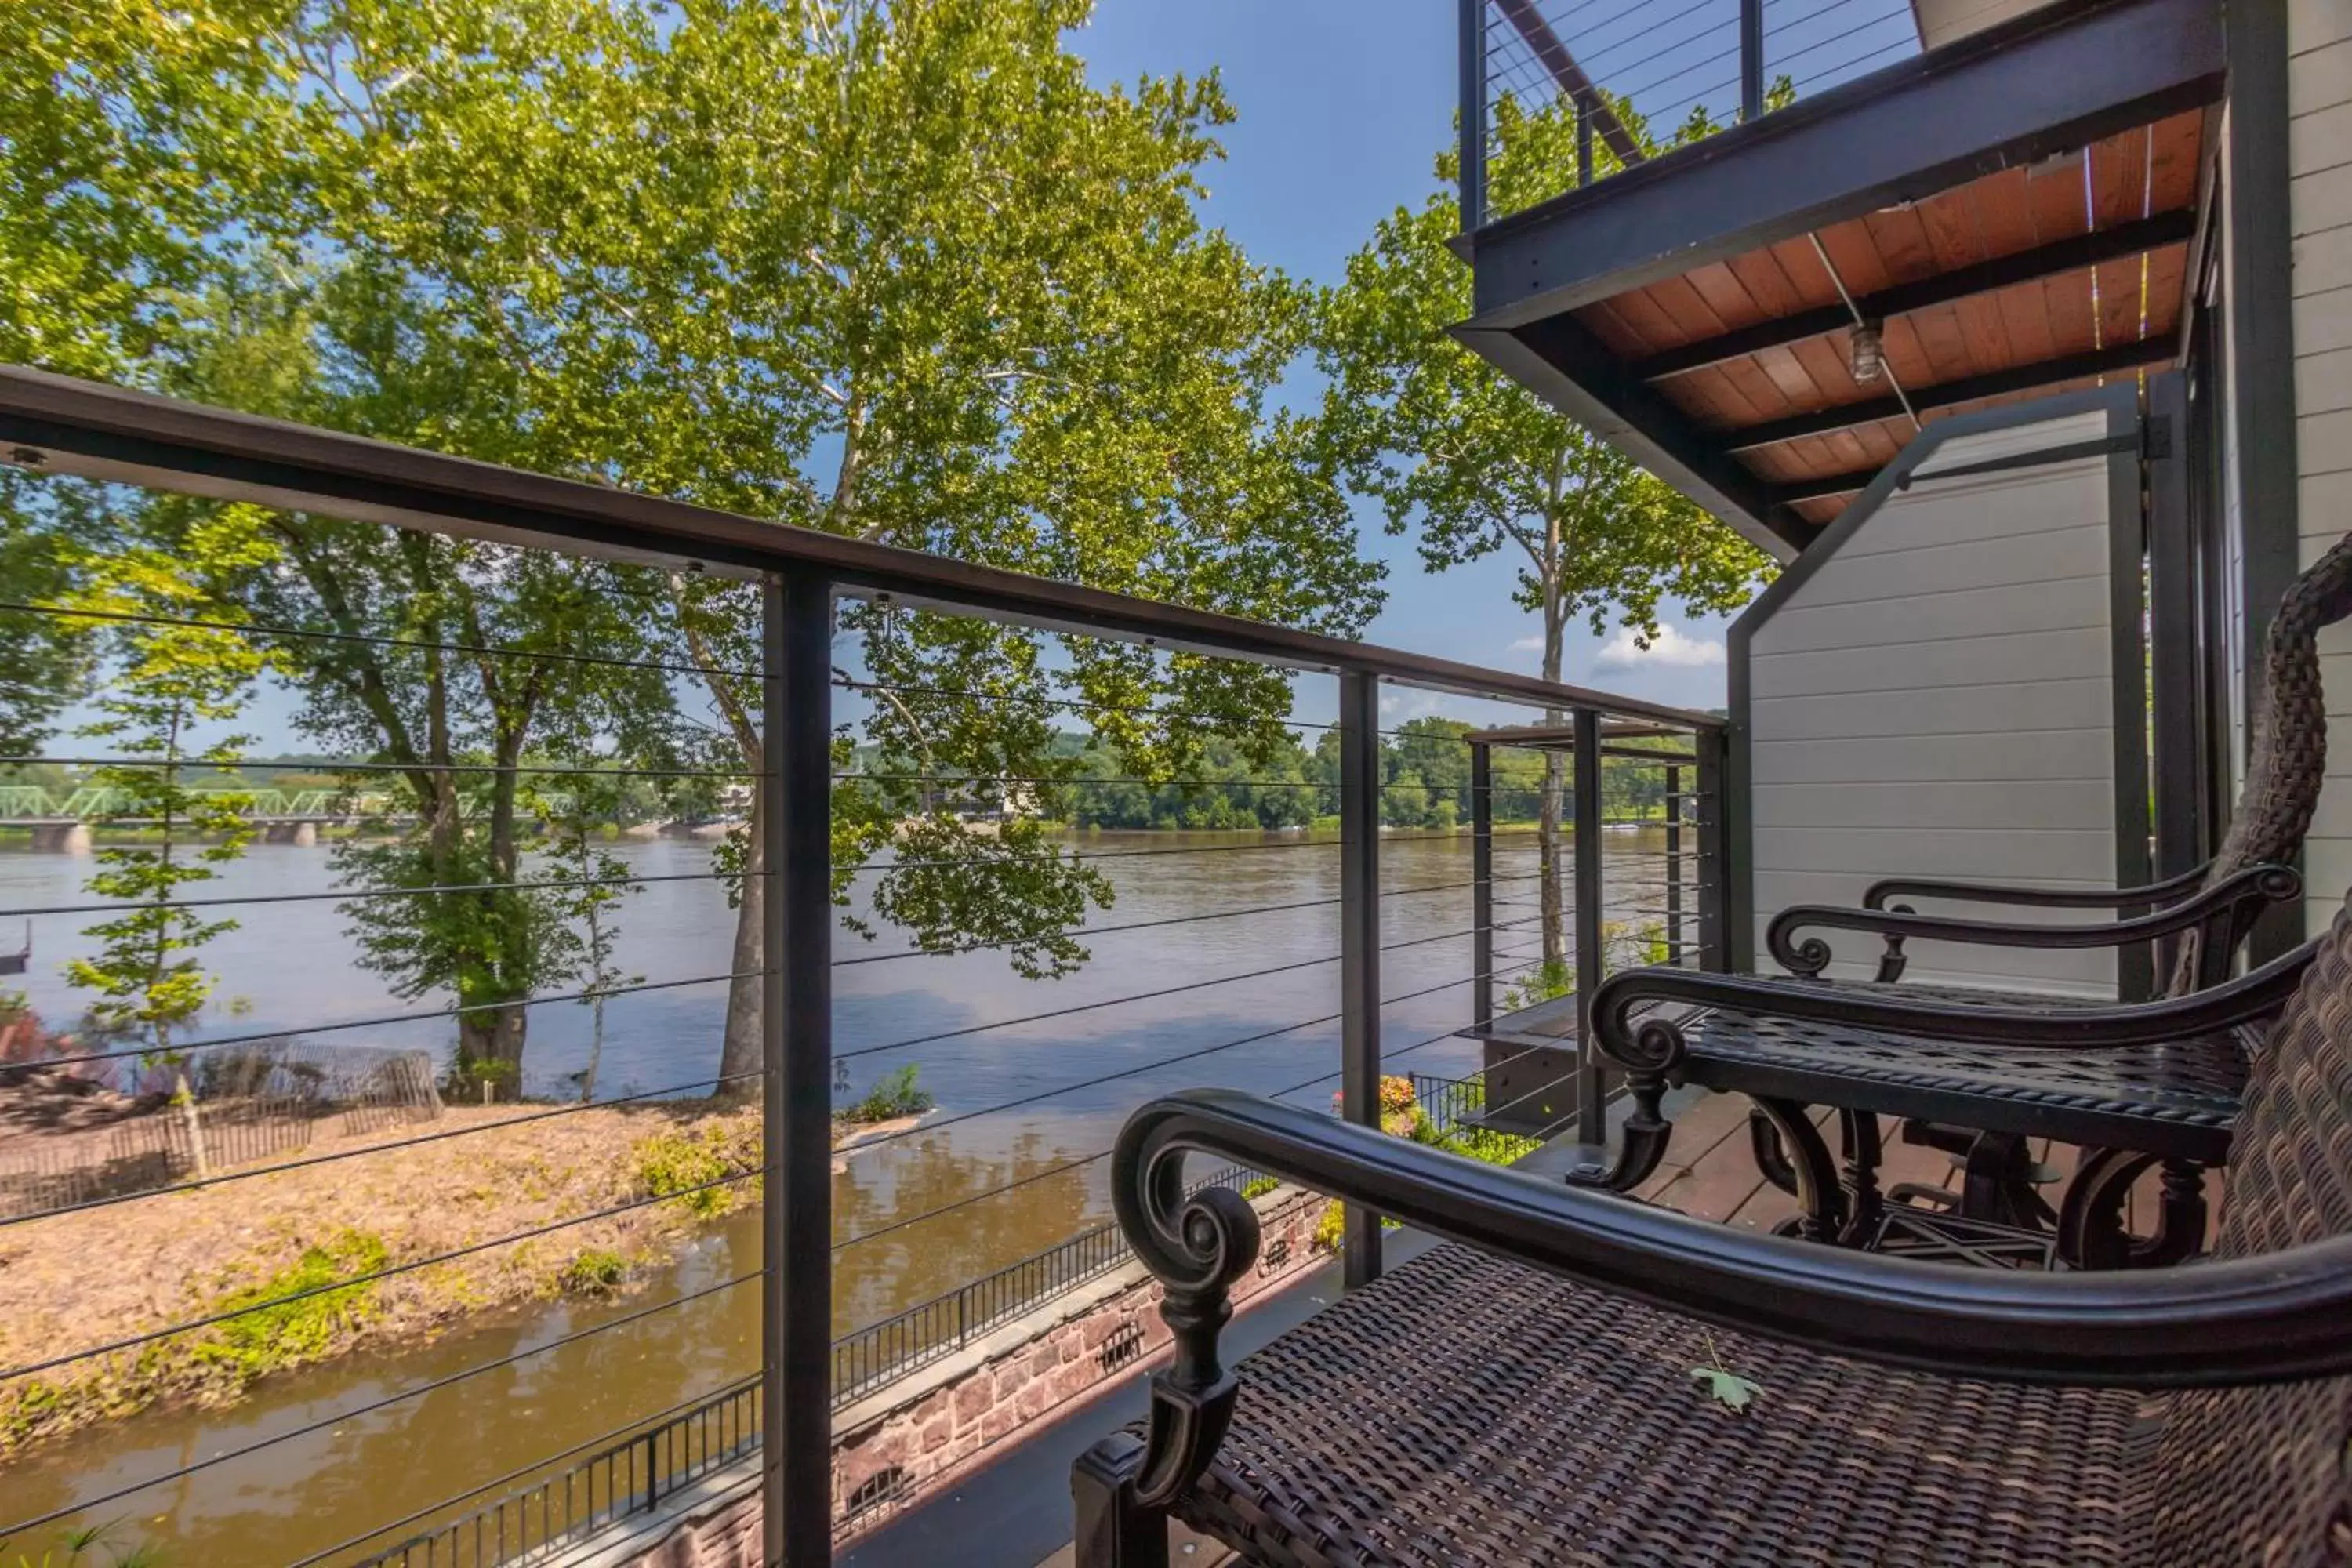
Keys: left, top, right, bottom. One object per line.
{"left": 0, "top": 1098, "right": 918, "bottom": 1458}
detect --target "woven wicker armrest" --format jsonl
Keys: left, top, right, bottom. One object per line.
{"left": 1593, "top": 933, "right": 2317, "bottom": 1058}
{"left": 1769, "top": 865, "right": 2299, "bottom": 984}
{"left": 1863, "top": 858, "right": 2214, "bottom": 912}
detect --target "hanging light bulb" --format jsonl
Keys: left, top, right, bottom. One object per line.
{"left": 1849, "top": 318, "right": 1886, "bottom": 384}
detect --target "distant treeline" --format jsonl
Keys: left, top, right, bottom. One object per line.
{"left": 1034, "top": 718, "right": 1692, "bottom": 832}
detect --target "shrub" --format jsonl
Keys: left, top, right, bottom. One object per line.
{"left": 1239, "top": 1176, "right": 1279, "bottom": 1201}
{"left": 633, "top": 1121, "right": 760, "bottom": 1217}
{"left": 559, "top": 1249, "right": 629, "bottom": 1296}
{"left": 1501, "top": 959, "right": 1573, "bottom": 1011}
{"left": 198, "top": 1229, "right": 388, "bottom": 1378}
{"left": 841, "top": 1065, "right": 933, "bottom": 1125}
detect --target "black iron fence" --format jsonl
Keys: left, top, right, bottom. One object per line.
{"left": 830, "top": 1161, "right": 1262, "bottom": 1409}
{"left": 346, "top": 1377, "right": 761, "bottom": 1568}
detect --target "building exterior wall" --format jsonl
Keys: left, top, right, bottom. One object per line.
{"left": 2292, "top": 0, "right": 2352, "bottom": 935}
{"left": 1737, "top": 401, "right": 2138, "bottom": 995}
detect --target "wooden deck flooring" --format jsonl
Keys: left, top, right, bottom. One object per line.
{"left": 1626, "top": 1086, "right": 2195, "bottom": 1243}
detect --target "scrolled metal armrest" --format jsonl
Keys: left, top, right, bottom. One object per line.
{"left": 1115, "top": 1088, "right": 2352, "bottom": 1401}
{"left": 1864, "top": 858, "right": 2214, "bottom": 912}
{"left": 1591, "top": 935, "right": 2315, "bottom": 1063}
{"left": 1769, "top": 864, "right": 2299, "bottom": 979}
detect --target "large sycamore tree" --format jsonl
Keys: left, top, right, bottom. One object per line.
{"left": 9, "top": 0, "right": 1384, "bottom": 1090}
{"left": 1315, "top": 96, "right": 1776, "bottom": 981}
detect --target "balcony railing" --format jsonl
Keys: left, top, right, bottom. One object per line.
{"left": 0, "top": 367, "right": 1728, "bottom": 1565}
{"left": 1458, "top": 0, "right": 1935, "bottom": 229}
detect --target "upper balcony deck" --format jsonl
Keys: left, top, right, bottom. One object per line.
{"left": 1454, "top": 0, "right": 2225, "bottom": 554}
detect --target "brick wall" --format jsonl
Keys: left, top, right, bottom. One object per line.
{"left": 612, "top": 1185, "right": 1330, "bottom": 1566}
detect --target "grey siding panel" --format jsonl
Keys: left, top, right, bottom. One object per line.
{"left": 2295, "top": 1, "right": 2352, "bottom": 936}
{"left": 1771, "top": 524, "right": 2110, "bottom": 608}
{"left": 1754, "top": 575, "right": 2109, "bottom": 654}
{"left": 1748, "top": 626, "right": 2111, "bottom": 699}
{"left": 1751, "top": 677, "right": 2112, "bottom": 741}
{"left": 1750, "top": 730, "right": 2111, "bottom": 786}
{"left": 1746, "top": 411, "right": 2122, "bottom": 996}
{"left": 1751, "top": 779, "right": 2116, "bottom": 830}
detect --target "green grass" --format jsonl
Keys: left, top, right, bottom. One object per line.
{"left": 558, "top": 1248, "right": 629, "bottom": 1295}
{"left": 633, "top": 1122, "right": 760, "bottom": 1217}
{"left": 196, "top": 1230, "right": 387, "bottom": 1379}
{"left": 840, "top": 1065, "right": 933, "bottom": 1125}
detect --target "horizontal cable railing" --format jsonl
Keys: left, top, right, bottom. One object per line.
{"left": 1461, "top": 0, "right": 1929, "bottom": 227}
{"left": 0, "top": 367, "right": 1729, "bottom": 1566}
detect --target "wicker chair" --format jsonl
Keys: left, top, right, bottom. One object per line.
{"left": 1072, "top": 908, "right": 2351, "bottom": 1567}
{"left": 1566, "top": 531, "right": 2352, "bottom": 1265}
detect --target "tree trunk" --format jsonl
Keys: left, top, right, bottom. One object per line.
{"left": 1538, "top": 748, "right": 1566, "bottom": 973}
{"left": 458, "top": 1005, "right": 527, "bottom": 1079}
{"left": 1537, "top": 579, "right": 1569, "bottom": 978}
{"left": 715, "top": 779, "right": 764, "bottom": 1100}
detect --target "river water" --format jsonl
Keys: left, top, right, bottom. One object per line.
{"left": 0, "top": 828, "right": 1671, "bottom": 1563}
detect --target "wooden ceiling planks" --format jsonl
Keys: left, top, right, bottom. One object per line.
{"left": 1536, "top": 108, "right": 2211, "bottom": 519}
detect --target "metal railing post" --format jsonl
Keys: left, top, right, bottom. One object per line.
{"left": 1338, "top": 669, "right": 1384, "bottom": 1290}
{"left": 763, "top": 570, "right": 833, "bottom": 1567}
{"left": 1458, "top": 0, "right": 1487, "bottom": 230}
{"left": 1576, "top": 89, "right": 1595, "bottom": 186}
{"left": 1573, "top": 709, "right": 1606, "bottom": 1148}
{"left": 1740, "top": 0, "right": 1766, "bottom": 121}
{"left": 1696, "top": 728, "right": 1730, "bottom": 973}
{"left": 1472, "top": 740, "right": 1494, "bottom": 1029}
{"left": 1664, "top": 763, "right": 1684, "bottom": 965}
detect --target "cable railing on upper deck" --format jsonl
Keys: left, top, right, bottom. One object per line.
{"left": 1460, "top": 0, "right": 1944, "bottom": 229}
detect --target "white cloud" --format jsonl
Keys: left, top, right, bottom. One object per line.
{"left": 1508, "top": 633, "right": 1545, "bottom": 653}
{"left": 1592, "top": 625, "right": 1725, "bottom": 671}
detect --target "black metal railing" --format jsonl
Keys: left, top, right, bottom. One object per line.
{"left": 830, "top": 1161, "right": 1263, "bottom": 1409}
{"left": 0, "top": 367, "right": 1729, "bottom": 1566}
{"left": 1460, "top": 0, "right": 1930, "bottom": 227}
{"left": 346, "top": 1377, "right": 762, "bottom": 1568}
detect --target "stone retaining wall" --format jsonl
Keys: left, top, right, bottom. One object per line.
{"left": 612, "top": 1184, "right": 1330, "bottom": 1566}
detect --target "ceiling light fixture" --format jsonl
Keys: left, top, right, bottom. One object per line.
{"left": 1849, "top": 318, "right": 1886, "bottom": 384}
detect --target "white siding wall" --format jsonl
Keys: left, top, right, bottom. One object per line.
{"left": 2292, "top": 0, "right": 2352, "bottom": 936}
{"left": 1747, "top": 409, "right": 2125, "bottom": 996}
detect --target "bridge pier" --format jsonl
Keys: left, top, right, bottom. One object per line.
{"left": 28, "top": 822, "right": 91, "bottom": 855}
{"left": 263, "top": 822, "right": 320, "bottom": 848}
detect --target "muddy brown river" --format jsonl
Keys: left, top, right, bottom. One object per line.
{"left": 0, "top": 827, "right": 1679, "bottom": 1563}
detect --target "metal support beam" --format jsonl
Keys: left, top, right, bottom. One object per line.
{"left": 1725, "top": 333, "right": 2181, "bottom": 452}
{"left": 1740, "top": 0, "right": 1765, "bottom": 122}
{"left": 764, "top": 572, "right": 833, "bottom": 1568}
{"left": 1472, "top": 742, "right": 1495, "bottom": 1028}
{"left": 1458, "top": 0, "right": 1487, "bottom": 231}
{"left": 2226, "top": 0, "right": 2304, "bottom": 964}
{"left": 1577, "top": 91, "right": 1595, "bottom": 187}
{"left": 1466, "top": 0, "right": 2225, "bottom": 325}
{"left": 1632, "top": 209, "right": 2200, "bottom": 383}
{"left": 1665, "top": 764, "right": 1684, "bottom": 965}
{"left": 2147, "top": 372, "right": 2202, "bottom": 885}
{"left": 1338, "top": 670, "right": 1384, "bottom": 1289}
{"left": 1573, "top": 709, "right": 1606, "bottom": 1146}
{"left": 1464, "top": 313, "right": 1808, "bottom": 559}
{"left": 1697, "top": 728, "right": 1731, "bottom": 973}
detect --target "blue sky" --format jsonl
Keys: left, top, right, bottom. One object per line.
{"left": 1072, "top": 0, "right": 1744, "bottom": 721}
